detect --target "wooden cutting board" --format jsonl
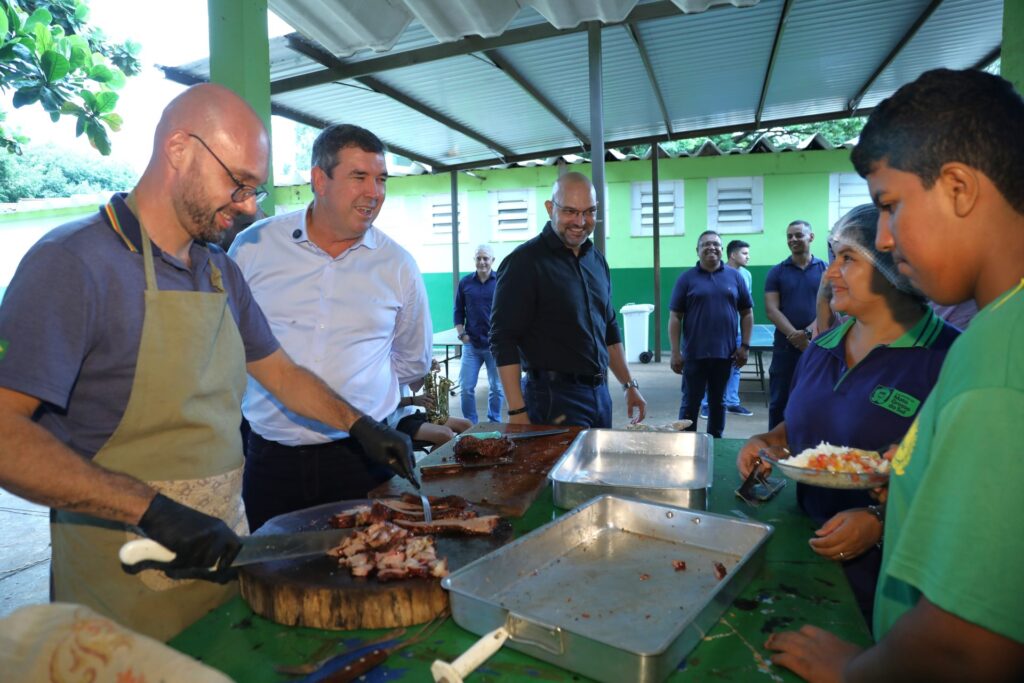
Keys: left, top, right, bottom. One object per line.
{"left": 371, "top": 423, "right": 583, "bottom": 517}
{"left": 239, "top": 499, "right": 512, "bottom": 630}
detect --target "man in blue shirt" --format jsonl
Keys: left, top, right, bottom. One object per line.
{"left": 764, "top": 220, "right": 827, "bottom": 428}
{"left": 700, "top": 239, "right": 754, "bottom": 419}
{"left": 669, "top": 231, "right": 753, "bottom": 438}
{"left": 454, "top": 244, "right": 504, "bottom": 423}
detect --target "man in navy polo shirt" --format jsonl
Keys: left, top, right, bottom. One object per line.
{"left": 454, "top": 244, "right": 504, "bottom": 423}
{"left": 764, "top": 220, "right": 827, "bottom": 428}
{"left": 669, "top": 230, "right": 753, "bottom": 438}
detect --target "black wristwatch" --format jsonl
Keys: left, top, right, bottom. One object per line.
{"left": 739, "top": 343, "right": 750, "bottom": 351}
{"left": 622, "top": 378, "right": 639, "bottom": 391}
{"left": 507, "top": 405, "right": 528, "bottom": 416}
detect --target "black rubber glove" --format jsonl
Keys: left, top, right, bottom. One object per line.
{"left": 349, "top": 415, "right": 420, "bottom": 489}
{"left": 125, "top": 493, "right": 241, "bottom": 583}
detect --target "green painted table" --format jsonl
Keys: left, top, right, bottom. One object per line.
{"left": 170, "top": 439, "right": 872, "bottom": 682}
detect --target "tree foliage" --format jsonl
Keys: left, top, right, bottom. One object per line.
{"left": 0, "top": 140, "right": 137, "bottom": 201}
{"left": 623, "top": 117, "right": 868, "bottom": 158}
{"left": 0, "top": 0, "right": 140, "bottom": 155}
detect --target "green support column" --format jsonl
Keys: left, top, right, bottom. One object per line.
{"left": 208, "top": 0, "right": 275, "bottom": 214}
{"left": 1004, "top": 0, "right": 1024, "bottom": 93}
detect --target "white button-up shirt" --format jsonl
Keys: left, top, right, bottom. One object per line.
{"left": 229, "top": 207, "right": 432, "bottom": 445}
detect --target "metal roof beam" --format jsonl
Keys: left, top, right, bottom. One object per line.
{"left": 270, "top": 1, "right": 709, "bottom": 94}
{"left": 482, "top": 49, "right": 590, "bottom": 147}
{"left": 284, "top": 35, "right": 513, "bottom": 160}
{"left": 973, "top": 45, "right": 1001, "bottom": 70}
{"left": 436, "top": 108, "right": 873, "bottom": 173}
{"left": 624, "top": 23, "right": 673, "bottom": 137}
{"left": 754, "top": 0, "right": 795, "bottom": 128}
{"left": 847, "top": 0, "right": 943, "bottom": 113}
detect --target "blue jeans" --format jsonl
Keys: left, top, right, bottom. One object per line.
{"left": 523, "top": 376, "right": 612, "bottom": 428}
{"left": 459, "top": 344, "right": 504, "bottom": 423}
{"left": 702, "top": 334, "right": 741, "bottom": 409}
{"left": 679, "top": 358, "right": 732, "bottom": 438}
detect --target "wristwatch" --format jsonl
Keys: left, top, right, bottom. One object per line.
{"left": 507, "top": 405, "right": 528, "bottom": 416}
{"left": 867, "top": 504, "right": 885, "bottom": 546}
{"left": 739, "top": 342, "right": 750, "bottom": 351}
{"left": 622, "top": 378, "right": 639, "bottom": 391}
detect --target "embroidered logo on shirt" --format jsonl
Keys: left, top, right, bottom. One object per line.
{"left": 0, "top": 338, "right": 7, "bottom": 361}
{"left": 869, "top": 384, "right": 921, "bottom": 417}
{"left": 892, "top": 418, "right": 918, "bottom": 476}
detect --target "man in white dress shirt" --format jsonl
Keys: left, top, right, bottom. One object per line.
{"left": 229, "top": 124, "right": 431, "bottom": 529}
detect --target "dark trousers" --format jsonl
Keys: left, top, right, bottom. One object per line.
{"left": 523, "top": 376, "right": 613, "bottom": 428}
{"left": 242, "top": 431, "right": 393, "bottom": 531}
{"left": 678, "top": 358, "right": 732, "bottom": 438}
{"left": 768, "top": 343, "right": 802, "bottom": 429}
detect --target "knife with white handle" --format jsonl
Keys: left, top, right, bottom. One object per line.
{"left": 119, "top": 528, "right": 352, "bottom": 570}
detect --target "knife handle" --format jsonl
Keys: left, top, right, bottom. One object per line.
{"left": 322, "top": 648, "right": 389, "bottom": 682}
{"left": 119, "top": 539, "right": 176, "bottom": 568}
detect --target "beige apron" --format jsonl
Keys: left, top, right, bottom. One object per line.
{"left": 51, "top": 201, "right": 249, "bottom": 642}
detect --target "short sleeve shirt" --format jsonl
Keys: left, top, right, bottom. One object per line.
{"left": 765, "top": 256, "right": 827, "bottom": 345}
{"left": 669, "top": 262, "right": 753, "bottom": 360}
{"left": 874, "top": 281, "right": 1024, "bottom": 642}
{"left": 0, "top": 193, "right": 278, "bottom": 458}
{"left": 783, "top": 310, "right": 958, "bottom": 520}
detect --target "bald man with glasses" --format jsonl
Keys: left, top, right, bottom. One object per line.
{"left": 0, "top": 85, "right": 415, "bottom": 640}
{"left": 490, "top": 172, "right": 646, "bottom": 428}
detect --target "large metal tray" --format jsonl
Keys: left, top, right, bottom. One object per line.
{"left": 549, "top": 429, "right": 713, "bottom": 510}
{"left": 442, "top": 495, "right": 773, "bottom": 683}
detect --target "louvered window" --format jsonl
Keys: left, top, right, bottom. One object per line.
{"left": 489, "top": 189, "right": 535, "bottom": 240}
{"left": 828, "top": 172, "right": 872, "bottom": 228}
{"left": 707, "top": 176, "right": 764, "bottom": 233}
{"left": 631, "top": 180, "right": 684, "bottom": 236}
{"left": 425, "top": 194, "right": 467, "bottom": 243}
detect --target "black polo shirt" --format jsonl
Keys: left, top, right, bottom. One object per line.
{"left": 490, "top": 222, "right": 621, "bottom": 375}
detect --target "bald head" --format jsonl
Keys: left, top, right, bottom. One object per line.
{"left": 551, "top": 171, "right": 595, "bottom": 204}
{"left": 546, "top": 171, "right": 597, "bottom": 253}
{"left": 140, "top": 83, "right": 271, "bottom": 248}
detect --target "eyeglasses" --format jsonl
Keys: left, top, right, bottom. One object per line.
{"left": 553, "top": 201, "right": 598, "bottom": 220}
{"left": 188, "top": 133, "right": 268, "bottom": 204}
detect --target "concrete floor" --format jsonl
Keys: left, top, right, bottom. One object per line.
{"left": 0, "top": 356, "right": 771, "bottom": 619}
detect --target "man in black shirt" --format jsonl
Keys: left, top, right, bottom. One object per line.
{"left": 490, "top": 172, "right": 647, "bottom": 427}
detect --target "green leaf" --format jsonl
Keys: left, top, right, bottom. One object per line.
{"left": 69, "top": 45, "right": 89, "bottom": 70}
{"left": 101, "top": 112, "right": 123, "bottom": 131}
{"left": 24, "top": 8, "right": 53, "bottom": 32}
{"left": 75, "top": 114, "right": 86, "bottom": 137}
{"left": 12, "top": 86, "right": 41, "bottom": 107}
{"left": 49, "top": 110, "right": 59, "bottom": 122}
{"left": 88, "top": 63, "right": 113, "bottom": 83}
{"left": 80, "top": 89, "right": 97, "bottom": 109}
{"left": 7, "top": 5, "right": 21, "bottom": 33}
{"left": 105, "top": 67, "right": 125, "bottom": 89}
{"left": 94, "top": 90, "right": 117, "bottom": 113}
{"left": 39, "top": 86, "right": 63, "bottom": 112}
{"left": 0, "top": 8, "right": 8, "bottom": 38}
{"left": 61, "top": 101, "right": 85, "bottom": 116}
{"left": 33, "top": 23, "right": 52, "bottom": 53}
{"left": 87, "top": 120, "right": 111, "bottom": 155}
{"left": 41, "top": 50, "right": 69, "bottom": 82}
{"left": 74, "top": 2, "right": 90, "bottom": 23}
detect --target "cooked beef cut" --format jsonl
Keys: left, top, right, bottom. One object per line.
{"left": 453, "top": 435, "right": 515, "bottom": 462}
{"left": 327, "top": 521, "right": 448, "bottom": 581}
{"left": 392, "top": 515, "right": 502, "bottom": 536}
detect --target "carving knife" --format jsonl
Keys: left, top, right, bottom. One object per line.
{"left": 118, "top": 528, "right": 353, "bottom": 570}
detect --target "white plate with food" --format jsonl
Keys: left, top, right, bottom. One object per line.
{"left": 758, "top": 442, "right": 890, "bottom": 490}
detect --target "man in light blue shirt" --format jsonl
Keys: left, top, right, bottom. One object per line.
{"left": 229, "top": 124, "right": 431, "bottom": 529}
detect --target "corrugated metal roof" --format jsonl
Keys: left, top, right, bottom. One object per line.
{"left": 165, "top": 0, "right": 1004, "bottom": 172}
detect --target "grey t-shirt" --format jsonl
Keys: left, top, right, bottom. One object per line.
{"left": 0, "top": 193, "right": 278, "bottom": 457}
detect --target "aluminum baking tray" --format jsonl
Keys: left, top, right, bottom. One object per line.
{"left": 549, "top": 429, "right": 713, "bottom": 510}
{"left": 442, "top": 495, "right": 773, "bottom": 683}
